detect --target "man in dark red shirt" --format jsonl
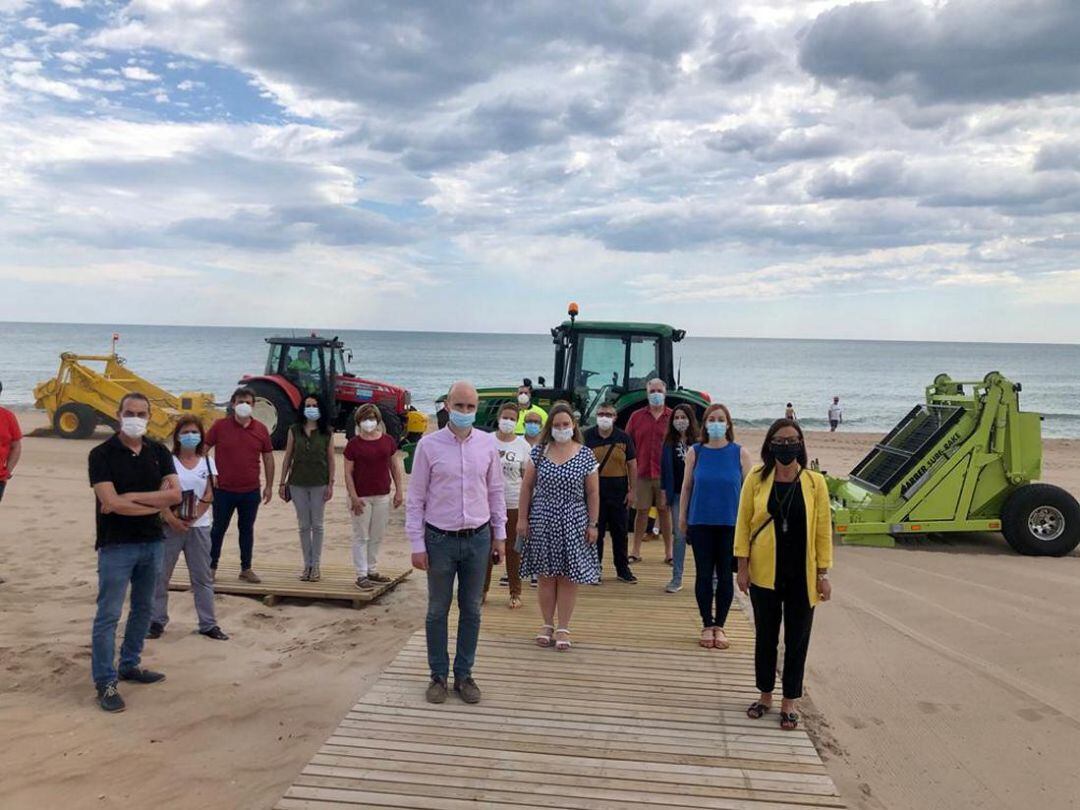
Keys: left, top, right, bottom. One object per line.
{"left": 205, "top": 387, "right": 275, "bottom": 582}
{"left": 625, "top": 378, "right": 672, "bottom": 564}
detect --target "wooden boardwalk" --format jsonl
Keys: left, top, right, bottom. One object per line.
{"left": 277, "top": 540, "right": 845, "bottom": 809}
{"left": 169, "top": 561, "right": 411, "bottom": 608}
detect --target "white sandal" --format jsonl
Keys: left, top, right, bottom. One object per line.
{"left": 535, "top": 625, "right": 555, "bottom": 647}
{"left": 555, "top": 628, "right": 572, "bottom": 651}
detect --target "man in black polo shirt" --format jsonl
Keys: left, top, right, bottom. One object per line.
{"left": 583, "top": 401, "right": 638, "bottom": 584}
{"left": 88, "top": 392, "right": 180, "bottom": 712}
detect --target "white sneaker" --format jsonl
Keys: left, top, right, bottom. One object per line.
{"left": 665, "top": 581, "right": 682, "bottom": 593}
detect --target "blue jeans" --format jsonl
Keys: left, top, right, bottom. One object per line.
{"left": 210, "top": 488, "right": 261, "bottom": 570}
{"left": 669, "top": 493, "right": 686, "bottom": 586}
{"left": 425, "top": 525, "right": 490, "bottom": 681}
{"left": 91, "top": 541, "right": 164, "bottom": 686}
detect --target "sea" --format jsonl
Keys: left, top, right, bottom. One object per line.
{"left": 2, "top": 321, "right": 1079, "bottom": 438}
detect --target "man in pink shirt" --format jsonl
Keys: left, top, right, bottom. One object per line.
{"left": 625, "top": 378, "right": 673, "bottom": 563}
{"left": 406, "top": 381, "right": 506, "bottom": 706}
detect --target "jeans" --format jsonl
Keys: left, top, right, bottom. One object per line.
{"left": 351, "top": 494, "right": 390, "bottom": 576}
{"left": 210, "top": 488, "right": 260, "bottom": 570}
{"left": 91, "top": 541, "right": 164, "bottom": 686}
{"left": 668, "top": 493, "right": 686, "bottom": 586}
{"left": 153, "top": 525, "right": 217, "bottom": 632}
{"left": 290, "top": 485, "right": 327, "bottom": 569}
{"left": 596, "top": 496, "right": 632, "bottom": 578}
{"left": 689, "top": 524, "right": 735, "bottom": 628}
{"left": 750, "top": 582, "right": 815, "bottom": 699}
{"left": 425, "top": 525, "right": 490, "bottom": 681}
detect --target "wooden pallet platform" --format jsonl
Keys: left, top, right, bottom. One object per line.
{"left": 169, "top": 561, "right": 411, "bottom": 608}
{"left": 277, "top": 539, "right": 845, "bottom": 808}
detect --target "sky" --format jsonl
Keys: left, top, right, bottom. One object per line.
{"left": 1, "top": 0, "right": 1079, "bottom": 342}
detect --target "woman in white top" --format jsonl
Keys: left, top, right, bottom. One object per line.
{"left": 150, "top": 416, "right": 228, "bottom": 640}
{"left": 487, "top": 402, "right": 531, "bottom": 608}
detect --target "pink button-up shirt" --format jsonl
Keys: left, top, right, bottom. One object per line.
{"left": 405, "top": 426, "right": 507, "bottom": 552}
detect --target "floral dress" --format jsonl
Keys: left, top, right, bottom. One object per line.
{"left": 520, "top": 444, "right": 600, "bottom": 584}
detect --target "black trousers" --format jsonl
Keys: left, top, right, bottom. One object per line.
{"left": 596, "top": 496, "right": 632, "bottom": 578}
{"left": 689, "top": 524, "right": 734, "bottom": 627}
{"left": 749, "top": 582, "right": 815, "bottom": 699}
{"left": 0, "top": 480, "right": 6, "bottom": 502}
{"left": 210, "top": 488, "right": 261, "bottom": 570}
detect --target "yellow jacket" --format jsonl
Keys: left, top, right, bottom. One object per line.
{"left": 733, "top": 465, "right": 833, "bottom": 606}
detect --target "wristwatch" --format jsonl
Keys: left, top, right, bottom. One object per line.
{"left": 589, "top": 522, "right": 599, "bottom": 529}
{"left": 817, "top": 572, "right": 830, "bottom": 581}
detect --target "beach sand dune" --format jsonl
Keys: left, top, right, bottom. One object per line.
{"left": 1, "top": 412, "right": 1078, "bottom": 809}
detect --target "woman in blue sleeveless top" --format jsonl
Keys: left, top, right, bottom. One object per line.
{"left": 678, "top": 403, "right": 753, "bottom": 650}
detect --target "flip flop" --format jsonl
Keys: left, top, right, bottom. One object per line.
{"left": 713, "top": 628, "right": 730, "bottom": 650}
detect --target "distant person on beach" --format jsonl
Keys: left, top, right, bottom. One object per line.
{"left": 736, "top": 418, "right": 832, "bottom": 732}
{"left": 785, "top": 403, "right": 797, "bottom": 421}
{"left": 280, "top": 394, "right": 335, "bottom": 583}
{"left": 149, "top": 416, "right": 228, "bottom": 642}
{"left": 660, "top": 403, "right": 698, "bottom": 594}
{"left": 88, "top": 392, "right": 180, "bottom": 712}
{"left": 514, "top": 380, "right": 548, "bottom": 435}
{"left": 583, "top": 400, "right": 637, "bottom": 584}
{"left": 206, "top": 387, "right": 275, "bottom": 583}
{"left": 679, "top": 403, "right": 753, "bottom": 650}
{"left": 344, "top": 403, "right": 403, "bottom": 591}
{"left": 518, "top": 402, "right": 600, "bottom": 651}
{"left": 0, "top": 380, "right": 22, "bottom": 585}
{"left": 626, "top": 378, "right": 672, "bottom": 564}
{"left": 406, "top": 381, "right": 506, "bottom": 706}
{"left": 489, "top": 402, "right": 530, "bottom": 607}
{"left": 828, "top": 396, "right": 843, "bottom": 432}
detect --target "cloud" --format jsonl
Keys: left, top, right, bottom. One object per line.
{"left": 121, "top": 65, "right": 160, "bottom": 81}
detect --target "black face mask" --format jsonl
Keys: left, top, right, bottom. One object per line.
{"left": 770, "top": 442, "right": 802, "bottom": 465}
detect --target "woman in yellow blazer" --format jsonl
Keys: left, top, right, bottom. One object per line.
{"left": 734, "top": 418, "right": 832, "bottom": 731}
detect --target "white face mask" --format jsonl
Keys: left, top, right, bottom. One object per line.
{"left": 552, "top": 427, "right": 574, "bottom": 443}
{"left": 120, "top": 416, "right": 148, "bottom": 438}
{"left": 517, "top": 393, "right": 530, "bottom": 406}
{"left": 672, "top": 418, "right": 690, "bottom": 432}
{"left": 596, "top": 416, "right": 614, "bottom": 431}
{"left": 234, "top": 402, "right": 253, "bottom": 419}
{"left": 359, "top": 419, "right": 378, "bottom": 433}
{"left": 498, "top": 418, "right": 516, "bottom": 434}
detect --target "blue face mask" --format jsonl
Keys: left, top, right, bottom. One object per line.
{"left": 304, "top": 407, "right": 320, "bottom": 421}
{"left": 706, "top": 421, "right": 727, "bottom": 440}
{"left": 448, "top": 409, "right": 476, "bottom": 429}
{"left": 524, "top": 422, "right": 541, "bottom": 437}
{"left": 648, "top": 392, "right": 665, "bottom": 407}
{"left": 178, "top": 432, "right": 201, "bottom": 449}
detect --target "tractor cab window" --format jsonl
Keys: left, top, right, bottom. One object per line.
{"left": 284, "top": 346, "right": 325, "bottom": 395}
{"left": 627, "top": 337, "right": 659, "bottom": 391}
{"left": 574, "top": 335, "right": 628, "bottom": 421}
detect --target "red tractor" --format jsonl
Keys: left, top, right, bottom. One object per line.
{"left": 240, "top": 335, "right": 426, "bottom": 451}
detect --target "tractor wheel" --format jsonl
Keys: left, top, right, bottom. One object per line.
{"left": 54, "top": 403, "right": 98, "bottom": 439}
{"left": 246, "top": 380, "right": 295, "bottom": 450}
{"left": 1001, "top": 484, "right": 1080, "bottom": 556}
{"left": 378, "top": 404, "right": 404, "bottom": 445}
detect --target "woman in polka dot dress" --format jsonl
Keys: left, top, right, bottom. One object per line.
{"left": 517, "top": 402, "right": 600, "bottom": 651}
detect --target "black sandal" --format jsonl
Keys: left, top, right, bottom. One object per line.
{"left": 746, "top": 701, "right": 771, "bottom": 719}
{"left": 780, "top": 711, "right": 799, "bottom": 730}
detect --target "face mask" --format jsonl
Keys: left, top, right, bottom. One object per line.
{"left": 517, "top": 393, "right": 530, "bottom": 406}
{"left": 178, "top": 432, "right": 201, "bottom": 449}
{"left": 448, "top": 409, "right": 476, "bottom": 429}
{"left": 552, "top": 427, "right": 574, "bottom": 443}
{"left": 672, "top": 418, "right": 690, "bottom": 433}
{"left": 498, "top": 418, "right": 516, "bottom": 434}
{"left": 648, "top": 392, "right": 665, "bottom": 407}
{"left": 359, "top": 419, "right": 378, "bottom": 433}
{"left": 234, "top": 402, "right": 253, "bottom": 419}
{"left": 304, "top": 407, "right": 320, "bottom": 421}
{"left": 771, "top": 442, "right": 802, "bottom": 465}
{"left": 596, "top": 416, "right": 614, "bottom": 431}
{"left": 120, "top": 417, "right": 148, "bottom": 438}
{"left": 524, "top": 422, "right": 541, "bottom": 437}
{"left": 706, "top": 421, "right": 727, "bottom": 440}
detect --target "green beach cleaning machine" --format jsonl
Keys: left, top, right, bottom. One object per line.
{"left": 823, "top": 372, "right": 1080, "bottom": 556}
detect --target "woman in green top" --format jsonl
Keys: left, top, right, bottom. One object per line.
{"left": 279, "top": 394, "right": 335, "bottom": 581}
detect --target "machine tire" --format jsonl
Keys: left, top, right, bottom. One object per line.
{"left": 54, "top": 403, "right": 98, "bottom": 439}
{"left": 245, "top": 380, "right": 295, "bottom": 450}
{"left": 1001, "top": 484, "right": 1080, "bottom": 556}
{"left": 378, "top": 404, "right": 404, "bottom": 445}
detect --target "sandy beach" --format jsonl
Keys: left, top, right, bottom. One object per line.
{"left": 1, "top": 411, "right": 1078, "bottom": 810}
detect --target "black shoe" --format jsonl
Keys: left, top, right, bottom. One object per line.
{"left": 146, "top": 622, "right": 164, "bottom": 639}
{"left": 97, "top": 681, "right": 125, "bottom": 713}
{"left": 118, "top": 667, "right": 166, "bottom": 684}
{"left": 453, "top": 676, "right": 482, "bottom": 704}
{"left": 617, "top": 573, "right": 638, "bottom": 584}
{"left": 199, "top": 626, "right": 229, "bottom": 641}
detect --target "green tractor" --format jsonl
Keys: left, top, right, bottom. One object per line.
{"left": 824, "top": 372, "right": 1080, "bottom": 556}
{"left": 438, "top": 304, "right": 712, "bottom": 430}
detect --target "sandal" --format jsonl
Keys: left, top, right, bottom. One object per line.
{"left": 299, "top": 568, "right": 311, "bottom": 581}
{"left": 780, "top": 711, "right": 800, "bottom": 730}
{"left": 555, "top": 628, "right": 572, "bottom": 652}
{"left": 713, "top": 628, "right": 730, "bottom": 650}
{"left": 535, "top": 625, "right": 555, "bottom": 647}
{"left": 699, "top": 628, "right": 716, "bottom": 649}
{"left": 509, "top": 595, "right": 523, "bottom": 609}
{"left": 628, "top": 555, "right": 642, "bottom": 563}
{"left": 746, "top": 701, "right": 771, "bottom": 719}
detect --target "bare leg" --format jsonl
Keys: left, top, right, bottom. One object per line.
{"left": 632, "top": 510, "right": 648, "bottom": 558}
{"left": 659, "top": 506, "right": 673, "bottom": 559}
{"left": 537, "top": 576, "right": 557, "bottom": 627}
{"left": 555, "top": 577, "right": 579, "bottom": 629}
